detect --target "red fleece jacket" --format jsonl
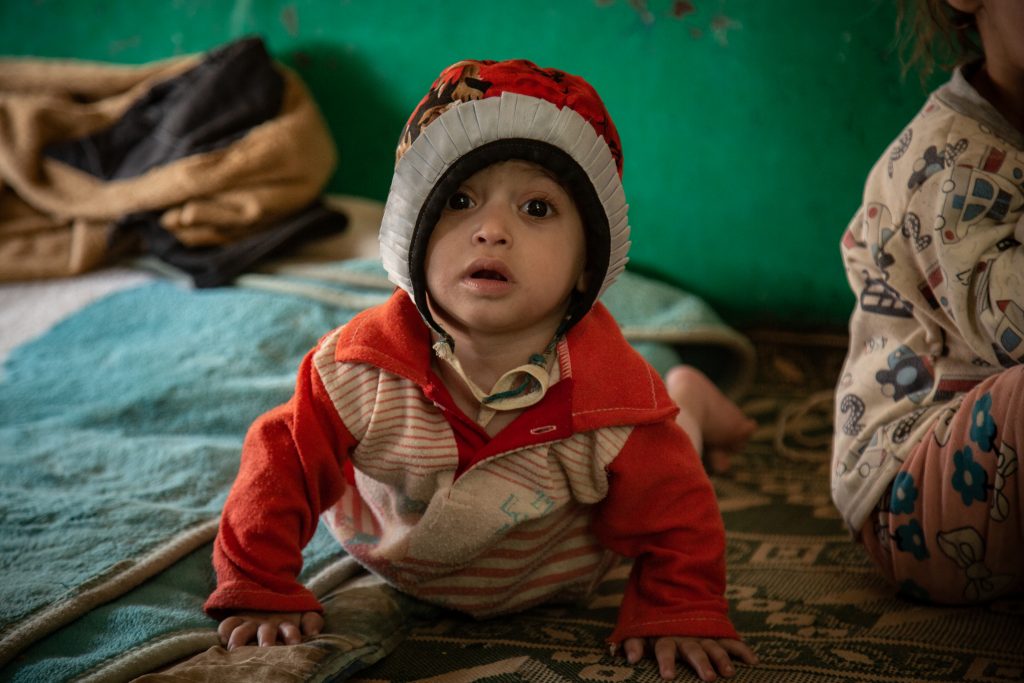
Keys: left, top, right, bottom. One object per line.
{"left": 206, "top": 290, "right": 738, "bottom": 644}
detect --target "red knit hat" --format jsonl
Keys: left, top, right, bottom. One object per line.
{"left": 379, "top": 59, "right": 630, "bottom": 338}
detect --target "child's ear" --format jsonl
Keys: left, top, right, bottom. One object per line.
{"left": 945, "top": 0, "right": 981, "bottom": 13}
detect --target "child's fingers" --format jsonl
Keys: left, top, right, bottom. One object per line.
{"left": 257, "top": 621, "right": 281, "bottom": 647}
{"left": 279, "top": 620, "right": 302, "bottom": 645}
{"left": 301, "top": 611, "right": 324, "bottom": 636}
{"left": 720, "top": 638, "right": 759, "bottom": 665}
{"left": 676, "top": 639, "right": 716, "bottom": 682}
{"left": 622, "top": 637, "right": 645, "bottom": 664}
{"left": 700, "top": 640, "right": 736, "bottom": 677}
{"left": 217, "top": 616, "right": 243, "bottom": 645}
{"left": 654, "top": 638, "right": 682, "bottom": 680}
{"left": 227, "top": 621, "right": 259, "bottom": 650}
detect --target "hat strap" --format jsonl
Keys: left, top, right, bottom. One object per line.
{"left": 432, "top": 338, "right": 557, "bottom": 428}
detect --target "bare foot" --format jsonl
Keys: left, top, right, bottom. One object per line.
{"left": 665, "top": 365, "right": 757, "bottom": 474}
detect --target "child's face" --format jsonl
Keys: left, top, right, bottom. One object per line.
{"left": 424, "top": 159, "right": 586, "bottom": 341}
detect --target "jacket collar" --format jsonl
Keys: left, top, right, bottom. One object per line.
{"left": 334, "top": 290, "right": 678, "bottom": 432}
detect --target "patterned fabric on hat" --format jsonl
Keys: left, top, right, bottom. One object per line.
{"left": 395, "top": 59, "right": 623, "bottom": 176}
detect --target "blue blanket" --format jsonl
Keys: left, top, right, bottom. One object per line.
{"left": 0, "top": 259, "right": 753, "bottom": 681}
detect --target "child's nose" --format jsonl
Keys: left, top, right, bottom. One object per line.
{"left": 472, "top": 207, "right": 511, "bottom": 246}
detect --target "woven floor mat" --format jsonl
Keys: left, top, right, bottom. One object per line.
{"left": 353, "top": 332, "right": 1024, "bottom": 683}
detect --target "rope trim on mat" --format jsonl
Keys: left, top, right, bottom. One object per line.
{"left": 773, "top": 389, "right": 835, "bottom": 462}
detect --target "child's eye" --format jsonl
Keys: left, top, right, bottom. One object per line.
{"left": 447, "top": 192, "right": 472, "bottom": 210}
{"left": 523, "top": 199, "right": 551, "bottom": 218}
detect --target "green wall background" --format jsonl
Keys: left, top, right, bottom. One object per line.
{"left": 0, "top": 0, "right": 933, "bottom": 327}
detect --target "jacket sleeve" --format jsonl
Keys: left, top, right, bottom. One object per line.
{"left": 204, "top": 344, "right": 356, "bottom": 618}
{"left": 591, "top": 419, "right": 738, "bottom": 644}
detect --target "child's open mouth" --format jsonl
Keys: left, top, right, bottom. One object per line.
{"left": 464, "top": 260, "right": 513, "bottom": 286}
{"left": 472, "top": 270, "right": 508, "bottom": 282}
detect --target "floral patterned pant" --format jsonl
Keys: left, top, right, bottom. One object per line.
{"left": 860, "top": 365, "right": 1023, "bottom": 604}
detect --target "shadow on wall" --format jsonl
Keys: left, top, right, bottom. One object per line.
{"left": 279, "top": 42, "right": 407, "bottom": 201}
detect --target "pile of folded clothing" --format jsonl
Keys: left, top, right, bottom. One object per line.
{"left": 0, "top": 36, "right": 348, "bottom": 287}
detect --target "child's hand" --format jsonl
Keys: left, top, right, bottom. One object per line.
{"left": 622, "top": 636, "right": 757, "bottom": 681}
{"left": 217, "top": 611, "right": 324, "bottom": 650}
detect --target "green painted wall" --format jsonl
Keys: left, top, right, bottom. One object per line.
{"left": 0, "top": 0, "right": 933, "bottom": 327}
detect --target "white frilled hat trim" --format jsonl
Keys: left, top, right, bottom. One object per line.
{"left": 378, "top": 91, "right": 630, "bottom": 305}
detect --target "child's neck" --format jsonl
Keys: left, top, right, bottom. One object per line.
{"left": 974, "top": 61, "right": 1024, "bottom": 136}
{"left": 441, "top": 325, "right": 554, "bottom": 394}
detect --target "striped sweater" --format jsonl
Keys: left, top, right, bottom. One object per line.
{"left": 206, "top": 290, "right": 738, "bottom": 643}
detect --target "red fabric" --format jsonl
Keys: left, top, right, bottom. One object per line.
{"left": 205, "top": 351, "right": 354, "bottom": 617}
{"left": 593, "top": 420, "right": 738, "bottom": 643}
{"left": 206, "top": 290, "right": 737, "bottom": 643}
{"left": 567, "top": 303, "right": 680, "bottom": 432}
{"left": 400, "top": 59, "right": 623, "bottom": 176}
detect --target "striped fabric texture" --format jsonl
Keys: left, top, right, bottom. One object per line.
{"left": 314, "top": 326, "right": 632, "bottom": 616}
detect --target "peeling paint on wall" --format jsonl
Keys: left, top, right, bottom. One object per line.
{"left": 280, "top": 4, "right": 299, "bottom": 38}
{"left": 629, "top": 0, "right": 655, "bottom": 25}
{"left": 710, "top": 13, "right": 741, "bottom": 46}
{"left": 671, "top": 1, "right": 695, "bottom": 19}
{"left": 597, "top": 0, "right": 740, "bottom": 43}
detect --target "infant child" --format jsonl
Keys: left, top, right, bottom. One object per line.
{"left": 206, "top": 58, "right": 758, "bottom": 681}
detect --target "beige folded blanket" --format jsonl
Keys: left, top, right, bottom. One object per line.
{"left": 0, "top": 50, "right": 336, "bottom": 280}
